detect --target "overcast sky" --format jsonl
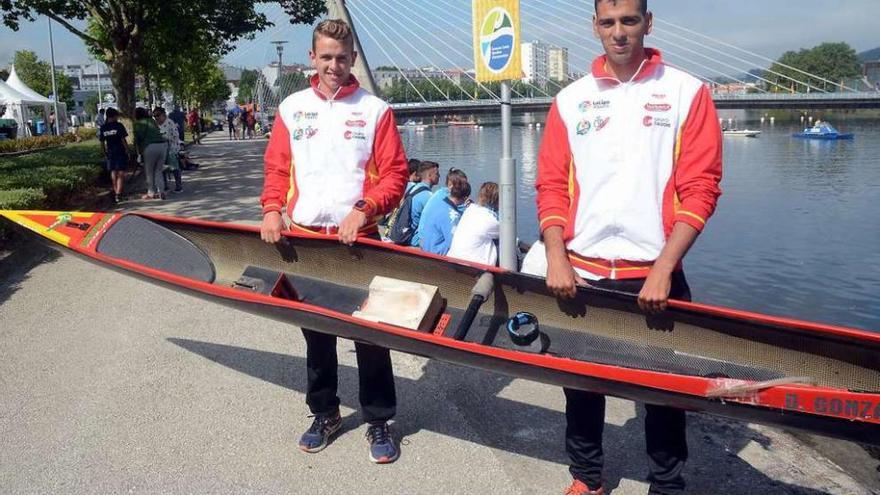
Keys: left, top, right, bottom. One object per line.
{"left": 1, "top": 0, "right": 876, "bottom": 76}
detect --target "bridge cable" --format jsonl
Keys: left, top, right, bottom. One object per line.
{"left": 427, "top": 0, "right": 563, "bottom": 96}
{"left": 346, "top": 1, "right": 429, "bottom": 103}
{"left": 651, "top": 16, "right": 856, "bottom": 92}
{"left": 225, "top": 5, "right": 300, "bottom": 67}
{"left": 537, "top": 0, "right": 768, "bottom": 87}
{"left": 351, "top": 1, "right": 453, "bottom": 101}
{"left": 574, "top": 2, "right": 831, "bottom": 93}
{"left": 525, "top": 0, "right": 715, "bottom": 89}
{"left": 387, "top": 0, "right": 526, "bottom": 100}
{"left": 366, "top": 0, "right": 498, "bottom": 101}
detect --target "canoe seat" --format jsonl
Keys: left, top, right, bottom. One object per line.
{"left": 96, "top": 214, "right": 216, "bottom": 283}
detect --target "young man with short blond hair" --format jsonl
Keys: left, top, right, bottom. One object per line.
{"left": 260, "top": 18, "right": 409, "bottom": 463}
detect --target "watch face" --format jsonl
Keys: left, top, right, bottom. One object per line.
{"left": 354, "top": 200, "right": 368, "bottom": 211}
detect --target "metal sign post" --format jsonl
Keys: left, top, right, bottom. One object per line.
{"left": 498, "top": 80, "right": 517, "bottom": 270}
{"left": 472, "top": 0, "right": 522, "bottom": 270}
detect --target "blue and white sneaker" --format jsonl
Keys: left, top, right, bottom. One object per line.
{"left": 298, "top": 411, "right": 342, "bottom": 453}
{"left": 365, "top": 422, "right": 399, "bottom": 464}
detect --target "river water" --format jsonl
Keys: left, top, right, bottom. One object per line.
{"left": 399, "top": 114, "right": 880, "bottom": 331}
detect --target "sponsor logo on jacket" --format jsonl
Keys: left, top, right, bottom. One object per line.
{"left": 292, "top": 126, "right": 318, "bottom": 141}
{"left": 644, "top": 102, "right": 672, "bottom": 112}
{"left": 643, "top": 116, "right": 672, "bottom": 128}
{"left": 594, "top": 116, "right": 610, "bottom": 132}
{"left": 345, "top": 130, "right": 367, "bottom": 141}
{"left": 293, "top": 111, "right": 319, "bottom": 122}
{"left": 576, "top": 119, "right": 592, "bottom": 135}
{"left": 579, "top": 100, "right": 611, "bottom": 113}
{"left": 346, "top": 119, "right": 367, "bottom": 128}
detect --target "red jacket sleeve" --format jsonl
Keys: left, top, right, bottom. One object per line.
{"left": 260, "top": 114, "right": 292, "bottom": 215}
{"left": 536, "top": 100, "right": 573, "bottom": 234}
{"left": 363, "top": 108, "right": 408, "bottom": 216}
{"left": 674, "top": 85, "right": 723, "bottom": 232}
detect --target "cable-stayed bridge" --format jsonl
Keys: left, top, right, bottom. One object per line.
{"left": 390, "top": 92, "right": 880, "bottom": 118}
{"left": 310, "top": 0, "right": 879, "bottom": 114}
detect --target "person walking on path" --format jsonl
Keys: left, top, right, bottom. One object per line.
{"left": 227, "top": 109, "right": 238, "bottom": 140}
{"left": 532, "top": 1, "right": 722, "bottom": 494}
{"left": 153, "top": 107, "right": 184, "bottom": 194}
{"left": 98, "top": 107, "right": 129, "bottom": 203}
{"left": 169, "top": 106, "right": 186, "bottom": 142}
{"left": 187, "top": 108, "right": 200, "bottom": 144}
{"left": 259, "top": 19, "right": 409, "bottom": 464}
{"left": 133, "top": 107, "right": 168, "bottom": 200}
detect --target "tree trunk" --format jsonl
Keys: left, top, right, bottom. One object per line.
{"left": 108, "top": 52, "right": 137, "bottom": 119}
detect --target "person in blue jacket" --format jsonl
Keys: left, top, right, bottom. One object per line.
{"left": 407, "top": 160, "right": 440, "bottom": 246}
{"left": 418, "top": 168, "right": 471, "bottom": 255}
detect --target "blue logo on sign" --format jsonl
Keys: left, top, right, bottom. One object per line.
{"left": 480, "top": 8, "right": 516, "bottom": 73}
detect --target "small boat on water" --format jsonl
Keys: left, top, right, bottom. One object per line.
{"left": 449, "top": 119, "right": 479, "bottom": 128}
{"left": 723, "top": 129, "right": 761, "bottom": 138}
{"left": 397, "top": 120, "right": 428, "bottom": 132}
{"left": 2, "top": 210, "right": 879, "bottom": 446}
{"left": 793, "top": 121, "right": 854, "bottom": 140}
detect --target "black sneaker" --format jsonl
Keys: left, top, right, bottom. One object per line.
{"left": 365, "top": 422, "right": 399, "bottom": 464}
{"left": 298, "top": 412, "right": 342, "bottom": 453}
{"left": 172, "top": 186, "right": 183, "bottom": 194}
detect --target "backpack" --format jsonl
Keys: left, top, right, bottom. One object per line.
{"left": 386, "top": 184, "right": 430, "bottom": 245}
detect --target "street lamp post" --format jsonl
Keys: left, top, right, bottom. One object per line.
{"left": 47, "top": 17, "right": 61, "bottom": 135}
{"left": 271, "top": 40, "right": 288, "bottom": 89}
{"left": 96, "top": 60, "right": 103, "bottom": 115}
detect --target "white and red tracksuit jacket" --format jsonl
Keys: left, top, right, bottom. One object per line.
{"left": 261, "top": 75, "right": 408, "bottom": 234}
{"left": 537, "top": 49, "right": 722, "bottom": 279}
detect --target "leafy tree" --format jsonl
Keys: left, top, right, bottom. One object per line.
{"left": 83, "top": 93, "right": 100, "bottom": 119}
{"left": 1, "top": 0, "right": 327, "bottom": 118}
{"left": 764, "top": 42, "right": 861, "bottom": 92}
{"left": 183, "top": 62, "right": 230, "bottom": 109}
{"left": 12, "top": 50, "right": 74, "bottom": 107}
{"left": 237, "top": 69, "right": 262, "bottom": 104}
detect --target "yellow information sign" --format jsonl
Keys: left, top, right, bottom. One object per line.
{"left": 472, "top": 0, "right": 522, "bottom": 82}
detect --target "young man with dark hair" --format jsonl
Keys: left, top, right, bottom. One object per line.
{"left": 407, "top": 158, "right": 422, "bottom": 182}
{"left": 405, "top": 160, "right": 440, "bottom": 246}
{"left": 534, "top": 1, "right": 722, "bottom": 494}
{"left": 595, "top": 0, "right": 647, "bottom": 14}
{"left": 260, "top": 18, "right": 408, "bottom": 464}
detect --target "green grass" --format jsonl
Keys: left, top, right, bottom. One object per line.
{"left": 0, "top": 140, "right": 104, "bottom": 209}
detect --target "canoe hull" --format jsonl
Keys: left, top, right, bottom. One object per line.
{"left": 3, "top": 210, "right": 879, "bottom": 445}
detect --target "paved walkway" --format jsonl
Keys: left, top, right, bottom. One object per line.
{"left": 1, "top": 132, "right": 877, "bottom": 494}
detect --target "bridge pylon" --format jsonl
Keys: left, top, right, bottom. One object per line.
{"left": 325, "top": 0, "right": 381, "bottom": 97}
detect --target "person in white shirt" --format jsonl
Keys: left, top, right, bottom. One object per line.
{"left": 448, "top": 182, "right": 499, "bottom": 265}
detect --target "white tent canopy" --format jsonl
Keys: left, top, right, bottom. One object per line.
{"left": 1, "top": 67, "right": 67, "bottom": 137}
{"left": 5, "top": 65, "right": 54, "bottom": 103}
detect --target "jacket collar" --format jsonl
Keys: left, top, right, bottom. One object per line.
{"left": 310, "top": 73, "right": 361, "bottom": 101}
{"left": 591, "top": 48, "right": 663, "bottom": 84}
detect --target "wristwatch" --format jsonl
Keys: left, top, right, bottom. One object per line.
{"left": 353, "top": 199, "right": 370, "bottom": 213}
